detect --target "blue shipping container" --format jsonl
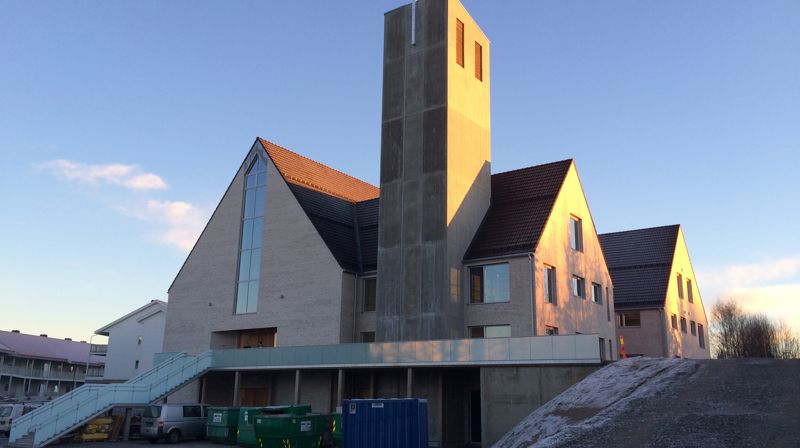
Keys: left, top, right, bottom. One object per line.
{"left": 342, "top": 398, "right": 428, "bottom": 448}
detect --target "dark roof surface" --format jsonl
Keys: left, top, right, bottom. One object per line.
{"left": 464, "top": 160, "right": 573, "bottom": 260}
{"left": 599, "top": 225, "right": 680, "bottom": 309}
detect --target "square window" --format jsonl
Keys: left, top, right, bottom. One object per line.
{"left": 617, "top": 312, "right": 641, "bottom": 327}
{"left": 570, "top": 216, "right": 583, "bottom": 251}
{"left": 360, "top": 332, "right": 375, "bottom": 343}
{"left": 470, "top": 264, "right": 510, "bottom": 303}
{"left": 592, "top": 283, "right": 603, "bottom": 304}
{"left": 362, "top": 277, "right": 377, "bottom": 312}
{"left": 572, "top": 275, "right": 585, "bottom": 298}
{"left": 545, "top": 326, "right": 559, "bottom": 336}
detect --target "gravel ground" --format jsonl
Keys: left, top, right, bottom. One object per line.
{"left": 557, "top": 358, "right": 800, "bottom": 448}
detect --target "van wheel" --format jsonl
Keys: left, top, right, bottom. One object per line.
{"left": 167, "top": 429, "right": 181, "bottom": 444}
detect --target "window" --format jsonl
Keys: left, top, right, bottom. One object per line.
{"left": 362, "top": 277, "right": 376, "bottom": 312}
{"left": 599, "top": 338, "right": 606, "bottom": 360}
{"left": 680, "top": 317, "right": 687, "bottom": 333}
{"left": 543, "top": 266, "right": 557, "bottom": 304}
{"left": 470, "top": 264, "right": 510, "bottom": 303}
{"left": 677, "top": 274, "right": 684, "bottom": 300}
{"left": 137, "top": 336, "right": 142, "bottom": 345}
{"left": 690, "top": 320, "right": 697, "bottom": 336}
{"left": 545, "top": 326, "right": 559, "bottom": 336}
{"left": 617, "top": 312, "right": 641, "bottom": 327}
{"left": 469, "top": 325, "right": 511, "bottom": 339}
{"left": 592, "top": 283, "right": 603, "bottom": 304}
{"left": 671, "top": 314, "right": 678, "bottom": 330}
{"left": 474, "top": 42, "right": 483, "bottom": 80}
{"left": 687, "top": 279, "right": 694, "bottom": 303}
{"left": 134, "top": 360, "right": 139, "bottom": 369}
{"left": 570, "top": 216, "right": 583, "bottom": 251}
{"left": 572, "top": 275, "right": 585, "bottom": 299}
{"left": 183, "top": 406, "right": 202, "bottom": 418}
{"left": 698, "top": 324, "right": 705, "bottom": 348}
{"left": 606, "top": 287, "right": 611, "bottom": 321}
{"left": 456, "top": 19, "right": 465, "bottom": 67}
{"left": 360, "top": 332, "right": 375, "bottom": 343}
{"left": 235, "top": 157, "right": 267, "bottom": 314}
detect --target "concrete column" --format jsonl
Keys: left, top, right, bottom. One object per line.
{"left": 336, "top": 369, "right": 344, "bottom": 411}
{"left": 406, "top": 368, "right": 413, "bottom": 398}
{"left": 233, "top": 371, "right": 241, "bottom": 406}
{"left": 200, "top": 375, "right": 207, "bottom": 404}
{"left": 122, "top": 408, "right": 132, "bottom": 441}
{"left": 293, "top": 370, "right": 301, "bottom": 405}
{"left": 369, "top": 372, "right": 376, "bottom": 399}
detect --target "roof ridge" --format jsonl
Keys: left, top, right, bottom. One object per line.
{"left": 258, "top": 137, "right": 379, "bottom": 203}
{"left": 599, "top": 224, "right": 681, "bottom": 237}
{"left": 491, "top": 158, "right": 573, "bottom": 177}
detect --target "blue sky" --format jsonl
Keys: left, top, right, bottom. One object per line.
{"left": 1, "top": 0, "right": 798, "bottom": 340}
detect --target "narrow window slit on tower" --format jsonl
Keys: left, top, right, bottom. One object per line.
{"left": 475, "top": 42, "right": 483, "bottom": 80}
{"left": 456, "top": 19, "right": 465, "bottom": 67}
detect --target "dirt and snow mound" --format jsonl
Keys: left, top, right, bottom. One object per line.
{"left": 494, "top": 357, "right": 699, "bottom": 448}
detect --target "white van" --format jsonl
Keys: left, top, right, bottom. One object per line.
{"left": 141, "top": 404, "right": 207, "bottom": 443}
{"left": 0, "top": 404, "right": 27, "bottom": 436}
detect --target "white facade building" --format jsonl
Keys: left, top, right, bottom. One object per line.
{"left": 95, "top": 300, "right": 167, "bottom": 382}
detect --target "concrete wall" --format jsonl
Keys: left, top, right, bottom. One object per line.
{"left": 535, "top": 163, "right": 617, "bottom": 348}
{"left": 102, "top": 305, "right": 166, "bottom": 381}
{"left": 481, "top": 365, "right": 600, "bottom": 447}
{"left": 663, "top": 227, "right": 710, "bottom": 359}
{"left": 377, "top": 0, "right": 490, "bottom": 342}
{"left": 164, "top": 141, "right": 347, "bottom": 357}
{"left": 616, "top": 308, "right": 667, "bottom": 357}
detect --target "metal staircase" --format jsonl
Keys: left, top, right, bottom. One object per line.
{"left": 9, "top": 351, "right": 213, "bottom": 448}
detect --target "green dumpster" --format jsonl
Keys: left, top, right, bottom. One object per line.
{"left": 238, "top": 405, "right": 313, "bottom": 447}
{"left": 236, "top": 407, "right": 262, "bottom": 448}
{"left": 253, "top": 413, "right": 327, "bottom": 448}
{"left": 207, "top": 407, "right": 239, "bottom": 445}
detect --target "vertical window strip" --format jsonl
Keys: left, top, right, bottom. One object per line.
{"left": 235, "top": 157, "right": 267, "bottom": 314}
{"left": 474, "top": 42, "right": 483, "bottom": 80}
{"left": 456, "top": 19, "right": 465, "bottom": 67}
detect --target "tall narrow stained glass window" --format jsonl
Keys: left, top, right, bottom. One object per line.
{"left": 235, "top": 157, "right": 267, "bottom": 314}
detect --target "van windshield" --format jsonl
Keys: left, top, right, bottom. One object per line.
{"left": 0, "top": 406, "right": 12, "bottom": 417}
{"left": 143, "top": 406, "right": 162, "bottom": 418}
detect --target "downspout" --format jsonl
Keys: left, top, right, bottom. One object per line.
{"left": 352, "top": 274, "right": 359, "bottom": 343}
{"left": 529, "top": 254, "right": 537, "bottom": 336}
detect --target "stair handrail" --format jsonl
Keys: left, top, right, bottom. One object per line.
{"left": 10, "top": 384, "right": 106, "bottom": 437}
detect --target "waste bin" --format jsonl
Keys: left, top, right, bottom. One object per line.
{"left": 253, "top": 412, "right": 327, "bottom": 448}
{"left": 237, "top": 405, "right": 314, "bottom": 447}
{"left": 236, "top": 407, "right": 261, "bottom": 448}
{"left": 207, "top": 407, "right": 239, "bottom": 445}
{"left": 342, "top": 399, "right": 428, "bottom": 448}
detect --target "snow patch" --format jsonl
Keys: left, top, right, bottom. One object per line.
{"left": 494, "top": 357, "right": 699, "bottom": 448}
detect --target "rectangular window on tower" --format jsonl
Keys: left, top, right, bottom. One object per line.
{"left": 474, "top": 42, "right": 483, "bottom": 81}
{"left": 362, "top": 277, "right": 377, "bottom": 312}
{"left": 456, "top": 19, "right": 465, "bottom": 67}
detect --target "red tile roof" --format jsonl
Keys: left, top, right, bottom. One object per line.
{"left": 259, "top": 138, "right": 379, "bottom": 203}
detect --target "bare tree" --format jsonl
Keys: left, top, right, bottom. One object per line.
{"left": 710, "top": 299, "right": 798, "bottom": 359}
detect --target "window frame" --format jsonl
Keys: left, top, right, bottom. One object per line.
{"left": 360, "top": 331, "right": 375, "bottom": 343}
{"left": 698, "top": 324, "right": 706, "bottom": 348}
{"left": 468, "top": 324, "right": 511, "bottom": 339}
{"left": 677, "top": 273, "right": 684, "bottom": 300}
{"left": 690, "top": 320, "right": 697, "bottom": 336}
{"left": 591, "top": 283, "right": 603, "bottom": 304}
{"left": 362, "top": 277, "right": 377, "bottom": 312}
{"left": 543, "top": 265, "right": 557, "bottom": 305}
{"left": 234, "top": 156, "right": 267, "bottom": 315}
{"left": 687, "top": 279, "right": 694, "bottom": 303}
{"left": 680, "top": 317, "right": 687, "bottom": 333}
{"left": 570, "top": 215, "right": 584, "bottom": 251}
{"left": 474, "top": 41, "right": 483, "bottom": 80}
{"left": 456, "top": 19, "right": 465, "bottom": 68}
{"left": 617, "top": 311, "right": 641, "bottom": 328}
{"left": 469, "top": 263, "right": 510, "bottom": 304}
{"left": 572, "top": 275, "right": 586, "bottom": 299}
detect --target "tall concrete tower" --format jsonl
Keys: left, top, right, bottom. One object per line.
{"left": 376, "top": 0, "right": 491, "bottom": 341}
